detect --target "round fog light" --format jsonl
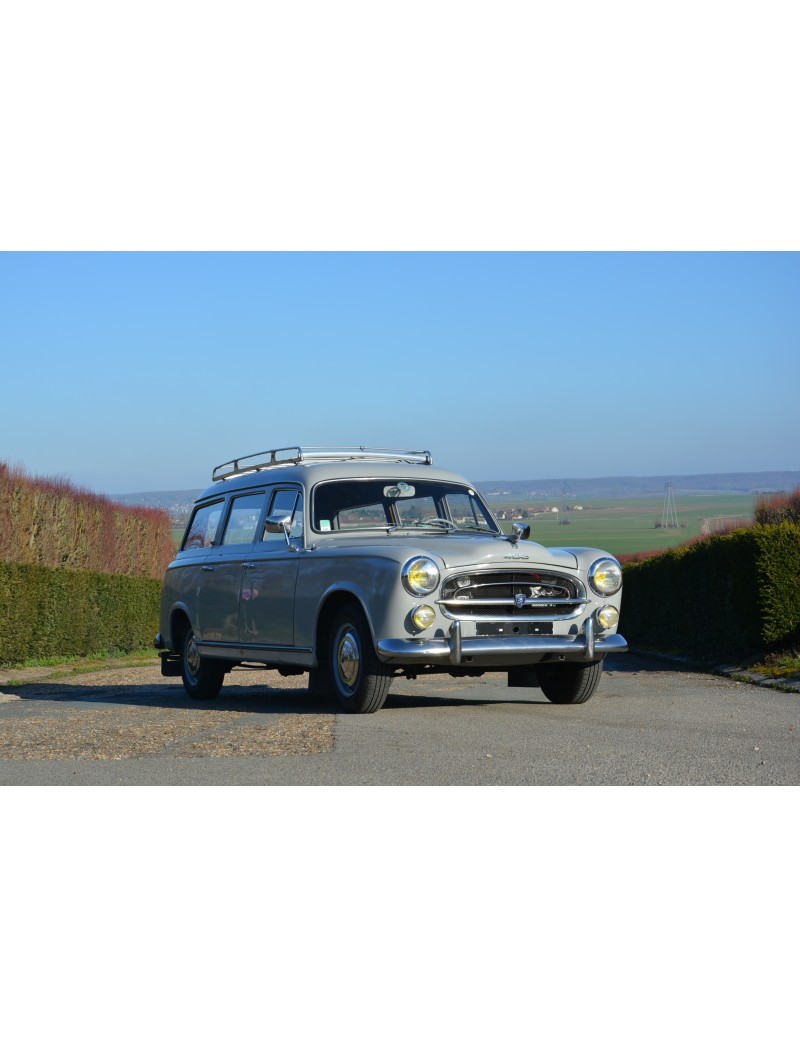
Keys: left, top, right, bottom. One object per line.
{"left": 412, "top": 605, "right": 436, "bottom": 631}
{"left": 596, "top": 605, "right": 620, "bottom": 630}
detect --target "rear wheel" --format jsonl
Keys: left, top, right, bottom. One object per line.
{"left": 327, "top": 606, "right": 392, "bottom": 713}
{"left": 180, "top": 626, "right": 225, "bottom": 700}
{"left": 536, "top": 659, "right": 604, "bottom": 704}
{"left": 307, "top": 668, "right": 328, "bottom": 695}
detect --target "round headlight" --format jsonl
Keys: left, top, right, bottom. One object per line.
{"left": 589, "top": 557, "right": 623, "bottom": 596}
{"left": 402, "top": 556, "right": 440, "bottom": 596}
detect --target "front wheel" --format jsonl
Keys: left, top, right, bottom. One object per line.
{"left": 326, "top": 606, "right": 393, "bottom": 713}
{"left": 536, "top": 659, "right": 604, "bottom": 704}
{"left": 180, "top": 626, "right": 225, "bottom": 700}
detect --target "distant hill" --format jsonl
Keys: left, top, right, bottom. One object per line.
{"left": 113, "top": 470, "right": 800, "bottom": 522}
{"left": 476, "top": 471, "right": 800, "bottom": 499}
{"left": 112, "top": 488, "right": 204, "bottom": 524}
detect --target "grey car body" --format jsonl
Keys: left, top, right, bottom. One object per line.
{"left": 155, "top": 447, "right": 627, "bottom": 712}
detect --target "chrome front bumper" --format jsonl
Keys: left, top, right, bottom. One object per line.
{"left": 377, "top": 617, "right": 628, "bottom": 666}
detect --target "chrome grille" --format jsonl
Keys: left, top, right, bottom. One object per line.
{"left": 437, "top": 569, "right": 585, "bottom": 619}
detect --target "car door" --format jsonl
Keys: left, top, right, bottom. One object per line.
{"left": 173, "top": 496, "right": 227, "bottom": 642}
{"left": 197, "top": 490, "right": 267, "bottom": 644}
{"left": 239, "top": 486, "right": 303, "bottom": 648}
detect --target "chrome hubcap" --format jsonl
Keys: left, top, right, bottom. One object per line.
{"left": 336, "top": 629, "right": 360, "bottom": 692}
{"left": 186, "top": 634, "right": 201, "bottom": 680}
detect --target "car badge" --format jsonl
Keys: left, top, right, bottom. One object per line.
{"left": 514, "top": 593, "right": 527, "bottom": 609}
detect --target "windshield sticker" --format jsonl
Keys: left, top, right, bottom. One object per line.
{"left": 384, "top": 482, "right": 416, "bottom": 499}
{"left": 320, "top": 519, "right": 331, "bottom": 531}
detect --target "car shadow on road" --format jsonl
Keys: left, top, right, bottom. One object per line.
{"left": 381, "top": 690, "right": 545, "bottom": 709}
{"left": 10, "top": 681, "right": 552, "bottom": 713}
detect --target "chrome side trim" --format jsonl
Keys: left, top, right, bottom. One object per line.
{"left": 197, "top": 639, "right": 313, "bottom": 656}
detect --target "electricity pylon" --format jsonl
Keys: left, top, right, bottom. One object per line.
{"left": 661, "top": 482, "right": 679, "bottom": 529}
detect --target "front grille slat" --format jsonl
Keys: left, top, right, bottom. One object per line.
{"left": 438, "top": 569, "right": 585, "bottom": 620}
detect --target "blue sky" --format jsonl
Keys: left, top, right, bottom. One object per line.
{"left": 1, "top": 252, "right": 797, "bottom": 495}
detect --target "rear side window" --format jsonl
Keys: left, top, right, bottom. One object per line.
{"left": 221, "top": 492, "right": 266, "bottom": 546}
{"left": 183, "top": 500, "right": 225, "bottom": 550}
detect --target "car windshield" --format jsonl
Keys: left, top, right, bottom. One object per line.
{"left": 312, "top": 479, "right": 500, "bottom": 534}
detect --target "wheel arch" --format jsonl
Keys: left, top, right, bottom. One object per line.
{"left": 169, "top": 606, "right": 193, "bottom": 650}
{"left": 315, "top": 588, "right": 375, "bottom": 656}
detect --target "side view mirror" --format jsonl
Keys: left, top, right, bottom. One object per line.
{"left": 264, "top": 514, "right": 296, "bottom": 550}
{"left": 264, "top": 514, "right": 291, "bottom": 535}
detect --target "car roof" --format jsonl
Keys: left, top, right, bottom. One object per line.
{"left": 194, "top": 461, "right": 472, "bottom": 503}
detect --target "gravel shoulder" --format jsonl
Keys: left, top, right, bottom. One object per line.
{"left": 0, "top": 663, "right": 335, "bottom": 763}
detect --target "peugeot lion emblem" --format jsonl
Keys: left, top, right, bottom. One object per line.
{"left": 514, "top": 593, "right": 527, "bottom": 609}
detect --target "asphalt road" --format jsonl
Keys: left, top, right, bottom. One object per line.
{"left": 0, "top": 655, "right": 797, "bottom": 785}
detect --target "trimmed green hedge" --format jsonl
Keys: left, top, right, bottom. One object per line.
{"left": 621, "top": 523, "right": 800, "bottom": 660}
{"left": 0, "top": 560, "right": 161, "bottom": 666}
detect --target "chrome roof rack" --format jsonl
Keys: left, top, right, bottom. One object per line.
{"left": 212, "top": 446, "right": 433, "bottom": 482}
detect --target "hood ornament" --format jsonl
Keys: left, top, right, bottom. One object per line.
{"left": 508, "top": 521, "right": 531, "bottom": 546}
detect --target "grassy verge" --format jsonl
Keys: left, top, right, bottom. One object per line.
{"left": 750, "top": 651, "right": 800, "bottom": 681}
{"left": 1, "top": 649, "right": 159, "bottom": 687}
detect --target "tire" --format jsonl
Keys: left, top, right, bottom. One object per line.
{"left": 307, "top": 668, "right": 328, "bottom": 695}
{"left": 326, "top": 605, "right": 393, "bottom": 714}
{"left": 180, "top": 625, "right": 225, "bottom": 700}
{"left": 536, "top": 659, "right": 604, "bottom": 704}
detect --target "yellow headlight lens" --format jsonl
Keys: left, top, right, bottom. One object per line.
{"left": 402, "top": 556, "right": 440, "bottom": 596}
{"left": 596, "top": 605, "right": 620, "bottom": 630}
{"left": 412, "top": 605, "right": 436, "bottom": 631}
{"left": 589, "top": 558, "right": 623, "bottom": 596}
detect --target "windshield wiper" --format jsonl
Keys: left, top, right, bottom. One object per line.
{"left": 385, "top": 518, "right": 458, "bottom": 533}
{"left": 414, "top": 518, "right": 458, "bottom": 532}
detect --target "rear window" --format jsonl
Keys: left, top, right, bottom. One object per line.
{"left": 183, "top": 500, "right": 225, "bottom": 550}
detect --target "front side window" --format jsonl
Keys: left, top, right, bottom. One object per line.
{"left": 445, "top": 492, "right": 494, "bottom": 531}
{"left": 183, "top": 499, "right": 225, "bottom": 550}
{"left": 262, "top": 488, "right": 304, "bottom": 547}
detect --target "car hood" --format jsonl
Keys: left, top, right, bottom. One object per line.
{"left": 311, "top": 532, "right": 580, "bottom": 570}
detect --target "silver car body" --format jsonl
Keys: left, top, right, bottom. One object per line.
{"left": 157, "top": 448, "right": 627, "bottom": 694}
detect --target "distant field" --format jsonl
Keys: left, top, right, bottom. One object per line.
{"left": 169, "top": 495, "right": 756, "bottom": 558}
{"left": 493, "top": 495, "right": 755, "bottom": 557}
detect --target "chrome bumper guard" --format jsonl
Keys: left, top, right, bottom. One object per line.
{"left": 377, "top": 617, "right": 627, "bottom": 666}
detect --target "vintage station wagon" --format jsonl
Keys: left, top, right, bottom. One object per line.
{"left": 155, "top": 447, "right": 627, "bottom": 712}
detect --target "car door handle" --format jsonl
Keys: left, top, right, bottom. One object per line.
{"left": 241, "top": 562, "right": 256, "bottom": 569}
{"left": 201, "top": 565, "right": 214, "bottom": 572}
